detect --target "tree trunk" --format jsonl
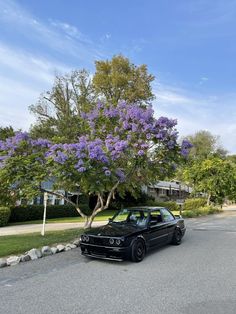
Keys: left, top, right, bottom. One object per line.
{"left": 84, "top": 216, "right": 94, "bottom": 229}
{"left": 207, "top": 193, "right": 211, "bottom": 206}
{"left": 83, "top": 215, "right": 89, "bottom": 229}
{"left": 84, "top": 205, "right": 105, "bottom": 229}
{"left": 81, "top": 182, "right": 119, "bottom": 229}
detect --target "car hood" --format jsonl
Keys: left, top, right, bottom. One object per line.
{"left": 85, "top": 223, "right": 142, "bottom": 237}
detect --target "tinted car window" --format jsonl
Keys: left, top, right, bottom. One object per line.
{"left": 149, "top": 210, "right": 162, "bottom": 225}
{"left": 162, "top": 208, "right": 175, "bottom": 222}
{"left": 112, "top": 209, "right": 149, "bottom": 227}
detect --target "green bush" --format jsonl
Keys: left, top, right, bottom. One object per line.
{"left": 0, "top": 207, "right": 11, "bottom": 227}
{"left": 182, "top": 206, "right": 222, "bottom": 218}
{"left": 184, "top": 198, "right": 207, "bottom": 211}
{"left": 182, "top": 210, "right": 196, "bottom": 218}
{"left": 9, "top": 204, "right": 90, "bottom": 222}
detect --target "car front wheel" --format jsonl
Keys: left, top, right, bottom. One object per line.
{"left": 131, "top": 239, "right": 146, "bottom": 262}
{"left": 171, "top": 228, "right": 182, "bottom": 245}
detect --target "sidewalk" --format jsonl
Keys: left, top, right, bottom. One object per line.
{"left": 0, "top": 221, "right": 106, "bottom": 236}
{"left": 222, "top": 205, "right": 236, "bottom": 211}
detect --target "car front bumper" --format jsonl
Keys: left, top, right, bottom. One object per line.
{"left": 80, "top": 243, "right": 131, "bottom": 261}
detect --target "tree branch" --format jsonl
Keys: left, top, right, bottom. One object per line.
{"left": 40, "top": 187, "right": 86, "bottom": 218}
{"left": 104, "top": 181, "right": 120, "bottom": 210}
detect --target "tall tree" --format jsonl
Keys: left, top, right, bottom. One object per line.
{"left": 29, "top": 69, "right": 96, "bottom": 141}
{"left": 93, "top": 55, "right": 155, "bottom": 104}
{"left": 29, "top": 56, "right": 155, "bottom": 141}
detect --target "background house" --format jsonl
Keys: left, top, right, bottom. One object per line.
{"left": 143, "top": 181, "right": 192, "bottom": 202}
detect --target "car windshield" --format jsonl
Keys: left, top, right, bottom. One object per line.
{"left": 111, "top": 209, "right": 149, "bottom": 227}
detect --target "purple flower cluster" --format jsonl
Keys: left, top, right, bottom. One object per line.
{"left": 181, "top": 139, "right": 193, "bottom": 157}
{"left": 115, "top": 168, "right": 126, "bottom": 182}
{"left": 31, "top": 138, "right": 51, "bottom": 148}
{"left": 0, "top": 101, "right": 183, "bottom": 183}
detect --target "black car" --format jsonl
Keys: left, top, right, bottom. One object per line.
{"left": 80, "top": 206, "right": 186, "bottom": 262}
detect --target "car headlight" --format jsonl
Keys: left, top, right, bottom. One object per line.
{"left": 82, "top": 235, "right": 89, "bottom": 242}
{"left": 109, "top": 238, "right": 115, "bottom": 245}
{"left": 115, "top": 239, "right": 121, "bottom": 245}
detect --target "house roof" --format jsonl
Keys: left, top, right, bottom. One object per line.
{"left": 149, "top": 181, "right": 193, "bottom": 193}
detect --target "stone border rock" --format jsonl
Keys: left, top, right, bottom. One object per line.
{"left": 0, "top": 238, "right": 80, "bottom": 268}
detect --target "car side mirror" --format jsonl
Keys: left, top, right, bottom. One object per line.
{"left": 108, "top": 218, "right": 112, "bottom": 223}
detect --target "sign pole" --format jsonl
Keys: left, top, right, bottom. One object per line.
{"left": 41, "top": 192, "right": 48, "bottom": 236}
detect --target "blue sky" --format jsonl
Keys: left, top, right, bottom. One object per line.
{"left": 0, "top": 0, "right": 236, "bottom": 153}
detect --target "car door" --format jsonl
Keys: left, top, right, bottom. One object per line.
{"left": 160, "top": 208, "right": 176, "bottom": 242}
{"left": 146, "top": 210, "right": 169, "bottom": 248}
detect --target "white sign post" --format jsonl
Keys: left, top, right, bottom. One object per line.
{"left": 41, "top": 192, "right": 48, "bottom": 236}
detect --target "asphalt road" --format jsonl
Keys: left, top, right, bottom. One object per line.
{"left": 1, "top": 211, "right": 236, "bottom": 314}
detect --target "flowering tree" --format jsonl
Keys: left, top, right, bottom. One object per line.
{"left": 0, "top": 101, "right": 191, "bottom": 228}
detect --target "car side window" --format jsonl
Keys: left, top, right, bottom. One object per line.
{"left": 161, "top": 208, "right": 175, "bottom": 222}
{"left": 149, "top": 210, "right": 163, "bottom": 225}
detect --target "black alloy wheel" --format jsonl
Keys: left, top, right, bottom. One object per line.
{"left": 131, "top": 239, "right": 146, "bottom": 262}
{"left": 172, "top": 228, "right": 182, "bottom": 245}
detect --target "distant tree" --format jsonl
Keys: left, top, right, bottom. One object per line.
{"left": 227, "top": 154, "right": 236, "bottom": 164}
{"left": 93, "top": 55, "right": 155, "bottom": 105}
{"left": 183, "top": 157, "right": 236, "bottom": 205}
{"left": 186, "top": 130, "right": 227, "bottom": 160}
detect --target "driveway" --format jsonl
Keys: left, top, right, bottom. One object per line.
{"left": 1, "top": 211, "right": 236, "bottom": 314}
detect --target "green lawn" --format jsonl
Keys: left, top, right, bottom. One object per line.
{"left": 0, "top": 228, "right": 83, "bottom": 258}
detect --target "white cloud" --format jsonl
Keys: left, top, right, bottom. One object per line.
{"left": 0, "top": 43, "right": 70, "bottom": 84}
{"left": 49, "top": 20, "right": 92, "bottom": 44}
{"left": 0, "top": 42, "right": 74, "bottom": 130}
{"left": 153, "top": 82, "right": 236, "bottom": 154}
{"left": 0, "top": 0, "right": 102, "bottom": 64}
{"left": 0, "top": 0, "right": 107, "bottom": 130}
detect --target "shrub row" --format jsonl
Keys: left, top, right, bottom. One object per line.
{"left": 183, "top": 198, "right": 207, "bottom": 211}
{"left": 9, "top": 204, "right": 90, "bottom": 223}
{"left": 143, "top": 200, "right": 179, "bottom": 212}
{"left": 182, "top": 206, "right": 222, "bottom": 218}
{"left": 0, "top": 207, "right": 11, "bottom": 227}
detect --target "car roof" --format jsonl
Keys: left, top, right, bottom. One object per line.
{"left": 124, "top": 206, "right": 165, "bottom": 212}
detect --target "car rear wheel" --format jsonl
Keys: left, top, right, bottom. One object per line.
{"left": 131, "top": 239, "right": 146, "bottom": 262}
{"left": 171, "top": 228, "right": 182, "bottom": 245}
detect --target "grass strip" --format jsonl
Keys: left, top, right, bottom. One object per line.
{"left": 0, "top": 228, "right": 82, "bottom": 258}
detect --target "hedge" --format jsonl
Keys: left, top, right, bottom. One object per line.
{"left": 0, "top": 207, "right": 11, "bottom": 227}
{"left": 183, "top": 198, "right": 207, "bottom": 211}
{"left": 182, "top": 206, "right": 222, "bottom": 218}
{"left": 145, "top": 200, "right": 179, "bottom": 212}
{"left": 9, "top": 204, "right": 90, "bottom": 223}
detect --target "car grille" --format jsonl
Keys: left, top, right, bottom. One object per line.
{"left": 89, "top": 236, "right": 106, "bottom": 246}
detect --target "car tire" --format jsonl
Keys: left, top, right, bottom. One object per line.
{"left": 131, "top": 239, "right": 146, "bottom": 262}
{"left": 171, "top": 228, "right": 182, "bottom": 245}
